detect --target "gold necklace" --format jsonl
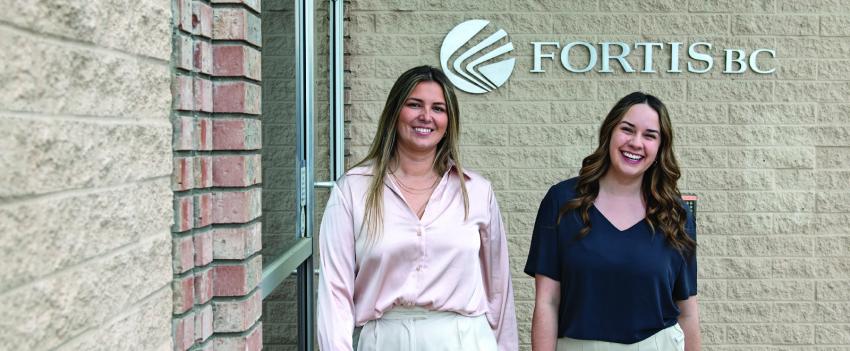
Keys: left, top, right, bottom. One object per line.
{"left": 390, "top": 171, "right": 440, "bottom": 192}
{"left": 389, "top": 172, "right": 437, "bottom": 217}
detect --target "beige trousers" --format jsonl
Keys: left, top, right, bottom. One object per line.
{"left": 557, "top": 324, "right": 685, "bottom": 351}
{"left": 355, "top": 307, "right": 498, "bottom": 351}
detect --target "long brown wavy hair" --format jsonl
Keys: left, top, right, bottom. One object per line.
{"left": 557, "top": 92, "right": 696, "bottom": 255}
{"left": 352, "top": 66, "right": 469, "bottom": 246}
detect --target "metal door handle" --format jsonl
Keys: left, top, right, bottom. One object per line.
{"left": 315, "top": 0, "right": 345, "bottom": 189}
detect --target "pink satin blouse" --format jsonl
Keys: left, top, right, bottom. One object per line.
{"left": 316, "top": 164, "right": 518, "bottom": 351}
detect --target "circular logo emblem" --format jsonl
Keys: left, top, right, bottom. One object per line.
{"left": 440, "top": 20, "right": 515, "bottom": 94}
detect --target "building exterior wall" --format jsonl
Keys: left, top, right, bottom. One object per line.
{"left": 345, "top": 1, "right": 850, "bottom": 350}
{"left": 171, "top": 0, "right": 264, "bottom": 350}
{"left": 2, "top": 1, "right": 848, "bottom": 350}
{"left": 0, "top": 1, "right": 174, "bottom": 350}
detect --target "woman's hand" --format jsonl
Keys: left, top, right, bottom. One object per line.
{"left": 532, "top": 275, "right": 561, "bottom": 351}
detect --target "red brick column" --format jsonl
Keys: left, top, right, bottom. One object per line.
{"left": 171, "top": 0, "right": 263, "bottom": 350}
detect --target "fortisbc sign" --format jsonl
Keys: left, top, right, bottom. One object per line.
{"left": 441, "top": 19, "right": 778, "bottom": 94}
{"left": 532, "top": 41, "right": 776, "bottom": 74}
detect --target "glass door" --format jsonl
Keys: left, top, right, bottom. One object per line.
{"left": 260, "top": 0, "right": 343, "bottom": 350}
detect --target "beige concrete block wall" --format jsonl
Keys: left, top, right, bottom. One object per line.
{"left": 346, "top": 1, "right": 850, "bottom": 350}
{"left": 0, "top": 1, "right": 174, "bottom": 349}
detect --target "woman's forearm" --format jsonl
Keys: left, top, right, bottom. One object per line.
{"left": 679, "top": 306, "right": 702, "bottom": 351}
{"left": 531, "top": 302, "right": 558, "bottom": 351}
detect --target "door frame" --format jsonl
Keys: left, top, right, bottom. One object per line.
{"left": 259, "top": 0, "right": 344, "bottom": 350}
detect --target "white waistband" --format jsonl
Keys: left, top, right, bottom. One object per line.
{"left": 380, "top": 306, "right": 464, "bottom": 320}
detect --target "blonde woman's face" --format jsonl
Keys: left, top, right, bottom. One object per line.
{"left": 395, "top": 81, "right": 448, "bottom": 156}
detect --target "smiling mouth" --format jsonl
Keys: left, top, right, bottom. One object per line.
{"left": 621, "top": 150, "right": 643, "bottom": 162}
{"left": 413, "top": 127, "right": 433, "bottom": 135}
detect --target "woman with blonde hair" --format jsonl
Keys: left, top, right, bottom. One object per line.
{"left": 317, "top": 65, "right": 518, "bottom": 351}
{"left": 526, "top": 92, "right": 700, "bottom": 351}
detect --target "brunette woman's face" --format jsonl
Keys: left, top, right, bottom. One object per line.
{"left": 607, "top": 103, "right": 661, "bottom": 181}
{"left": 395, "top": 81, "right": 448, "bottom": 155}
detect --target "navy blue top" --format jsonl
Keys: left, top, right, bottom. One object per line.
{"left": 524, "top": 177, "right": 697, "bottom": 344}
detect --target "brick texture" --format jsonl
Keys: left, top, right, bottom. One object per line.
{"left": 211, "top": 255, "right": 262, "bottom": 296}
{"left": 212, "top": 154, "right": 262, "bottom": 187}
{"left": 346, "top": 2, "right": 850, "bottom": 350}
{"left": 213, "top": 45, "right": 262, "bottom": 80}
{"left": 170, "top": 0, "right": 264, "bottom": 349}
{"left": 4, "top": 0, "right": 271, "bottom": 349}
{"left": 213, "top": 81, "right": 261, "bottom": 114}
{"left": 212, "top": 321, "right": 263, "bottom": 351}
{"left": 212, "top": 7, "right": 261, "bottom": 45}
{"left": 212, "top": 118, "right": 262, "bottom": 150}
{"left": 0, "top": 1, "right": 174, "bottom": 349}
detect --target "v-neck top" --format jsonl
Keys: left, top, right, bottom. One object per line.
{"left": 524, "top": 177, "right": 697, "bottom": 344}
{"left": 317, "top": 163, "right": 518, "bottom": 351}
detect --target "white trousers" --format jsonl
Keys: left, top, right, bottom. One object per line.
{"left": 557, "top": 324, "right": 685, "bottom": 351}
{"left": 355, "top": 307, "right": 498, "bottom": 351}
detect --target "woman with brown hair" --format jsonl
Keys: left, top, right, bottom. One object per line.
{"left": 317, "top": 65, "right": 518, "bottom": 351}
{"left": 525, "top": 92, "right": 700, "bottom": 351}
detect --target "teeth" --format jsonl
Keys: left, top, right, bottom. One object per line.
{"left": 414, "top": 127, "right": 432, "bottom": 133}
{"left": 623, "top": 151, "right": 642, "bottom": 160}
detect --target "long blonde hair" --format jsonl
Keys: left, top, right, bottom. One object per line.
{"left": 352, "top": 66, "right": 469, "bottom": 246}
